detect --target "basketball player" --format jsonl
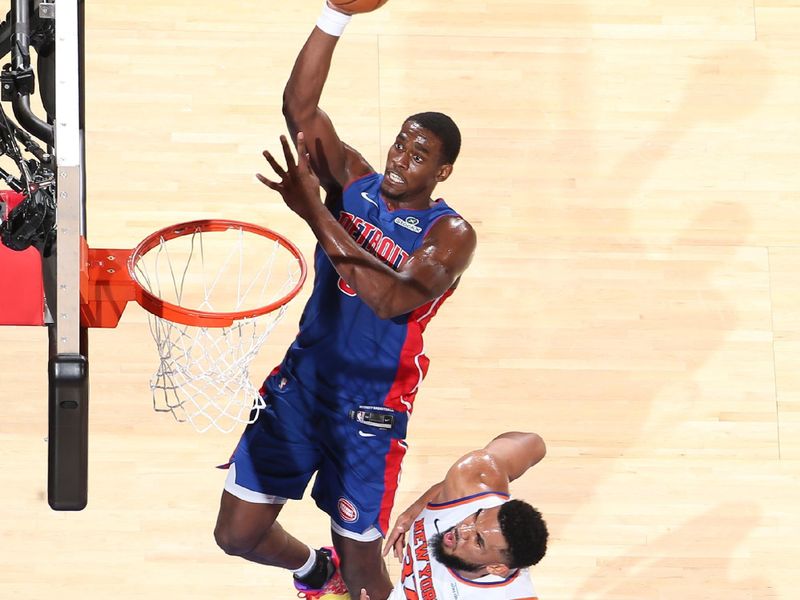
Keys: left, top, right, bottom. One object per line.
{"left": 361, "top": 431, "right": 548, "bottom": 600}
{"left": 213, "top": 2, "right": 476, "bottom": 599}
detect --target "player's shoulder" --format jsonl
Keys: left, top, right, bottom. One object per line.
{"left": 424, "top": 212, "right": 477, "bottom": 254}
{"left": 458, "top": 448, "right": 504, "bottom": 477}
{"left": 439, "top": 449, "right": 509, "bottom": 499}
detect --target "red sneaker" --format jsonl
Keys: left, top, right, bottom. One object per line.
{"left": 294, "top": 547, "right": 350, "bottom": 599}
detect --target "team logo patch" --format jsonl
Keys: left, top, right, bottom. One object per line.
{"left": 394, "top": 216, "right": 422, "bottom": 233}
{"left": 338, "top": 497, "right": 359, "bottom": 523}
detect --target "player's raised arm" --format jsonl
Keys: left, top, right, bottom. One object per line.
{"left": 440, "top": 432, "right": 547, "bottom": 501}
{"left": 282, "top": 4, "right": 373, "bottom": 192}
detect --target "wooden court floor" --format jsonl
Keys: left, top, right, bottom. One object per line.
{"left": 2, "top": 1, "right": 800, "bottom": 598}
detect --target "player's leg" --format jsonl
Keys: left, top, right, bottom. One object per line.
{"left": 332, "top": 531, "right": 393, "bottom": 600}
{"left": 215, "top": 489, "right": 338, "bottom": 590}
{"left": 313, "top": 403, "right": 410, "bottom": 598}
{"left": 214, "top": 490, "right": 307, "bottom": 567}
{"left": 214, "top": 369, "right": 328, "bottom": 581}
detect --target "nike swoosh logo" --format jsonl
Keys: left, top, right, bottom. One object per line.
{"left": 433, "top": 518, "right": 442, "bottom": 533}
{"left": 361, "top": 192, "right": 379, "bottom": 207}
{"left": 358, "top": 430, "right": 376, "bottom": 438}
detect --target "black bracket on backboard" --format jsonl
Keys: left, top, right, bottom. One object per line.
{"left": 48, "top": 352, "right": 88, "bottom": 510}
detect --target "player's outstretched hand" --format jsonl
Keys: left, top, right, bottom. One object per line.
{"left": 257, "top": 132, "right": 322, "bottom": 223}
{"left": 384, "top": 510, "right": 415, "bottom": 560}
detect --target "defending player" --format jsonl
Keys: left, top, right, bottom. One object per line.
{"left": 213, "top": 3, "right": 477, "bottom": 599}
{"left": 361, "top": 431, "right": 549, "bottom": 600}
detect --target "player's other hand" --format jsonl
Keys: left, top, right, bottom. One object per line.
{"left": 257, "top": 132, "right": 322, "bottom": 223}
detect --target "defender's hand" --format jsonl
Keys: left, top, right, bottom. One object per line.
{"left": 257, "top": 132, "right": 322, "bottom": 223}
{"left": 384, "top": 511, "right": 415, "bottom": 560}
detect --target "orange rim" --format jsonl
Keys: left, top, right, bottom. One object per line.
{"left": 127, "top": 219, "right": 307, "bottom": 327}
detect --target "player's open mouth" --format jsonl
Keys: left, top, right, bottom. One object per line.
{"left": 385, "top": 171, "right": 405, "bottom": 185}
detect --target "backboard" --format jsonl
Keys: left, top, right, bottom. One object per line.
{"left": 0, "top": 0, "right": 87, "bottom": 510}
{"left": 49, "top": 0, "right": 87, "bottom": 511}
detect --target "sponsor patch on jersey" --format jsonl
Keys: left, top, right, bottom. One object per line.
{"left": 338, "top": 497, "right": 359, "bottom": 523}
{"left": 394, "top": 216, "right": 422, "bottom": 233}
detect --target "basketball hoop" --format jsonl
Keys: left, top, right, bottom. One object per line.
{"left": 82, "top": 220, "right": 307, "bottom": 433}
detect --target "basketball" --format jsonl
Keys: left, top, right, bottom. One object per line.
{"left": 329, "top": 0, "right": 390, "bottom": 15}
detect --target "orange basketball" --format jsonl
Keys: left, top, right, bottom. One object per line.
{"left": 329, "top": 0, "right": 390, "bottom": 15}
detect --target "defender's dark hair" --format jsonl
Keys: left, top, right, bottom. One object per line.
{"left": 405, "top": 111, "right": 461, "bottom": 165}
{"left": 498, "top": 500, "right": 549, "bottom": 569}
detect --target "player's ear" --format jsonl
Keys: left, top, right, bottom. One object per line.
{"left": 435, "top": 163, "right": 453, "bottom": 182}
{"left": 485, "top": 562, "right": 510, "bottom": 578}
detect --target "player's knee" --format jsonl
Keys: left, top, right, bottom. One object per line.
{"left": 213, "top": 522, "right": 261, "bottom": 557}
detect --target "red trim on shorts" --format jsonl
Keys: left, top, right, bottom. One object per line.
{"left": 378, "top": 438, "right": 407, "bottom": 534}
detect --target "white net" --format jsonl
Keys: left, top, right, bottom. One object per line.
{"left": 130, "top": 222, "right": 304, "bottom": 433}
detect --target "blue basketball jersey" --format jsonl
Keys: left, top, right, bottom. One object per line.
{"left": 277, "top": 172, "right": 460, "bottom": 414}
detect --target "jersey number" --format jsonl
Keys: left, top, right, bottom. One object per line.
{"left": 400, "top": 544, "right": 420, "bottom": 600}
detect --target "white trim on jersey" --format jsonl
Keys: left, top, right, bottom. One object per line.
{"left": 408, "top": 352, "right": 426, "bottom": 396}
{"left": 416, "top": 294, "right": 446, "bottom": 323}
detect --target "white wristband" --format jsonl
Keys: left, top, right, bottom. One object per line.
{"left": 316, "top": 2, "right": 352, "bottom": 37}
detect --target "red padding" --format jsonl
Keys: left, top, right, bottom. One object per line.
{"left": 0, "top": 190, "right": 45, "bottom": 326}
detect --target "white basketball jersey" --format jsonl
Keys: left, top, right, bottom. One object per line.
{"left": 388, "top": 491, "right": 539, "bottom": 600}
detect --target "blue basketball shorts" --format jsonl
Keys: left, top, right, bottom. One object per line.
{"left": 225, "top": 367, "right": 409, "bottom": 538}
